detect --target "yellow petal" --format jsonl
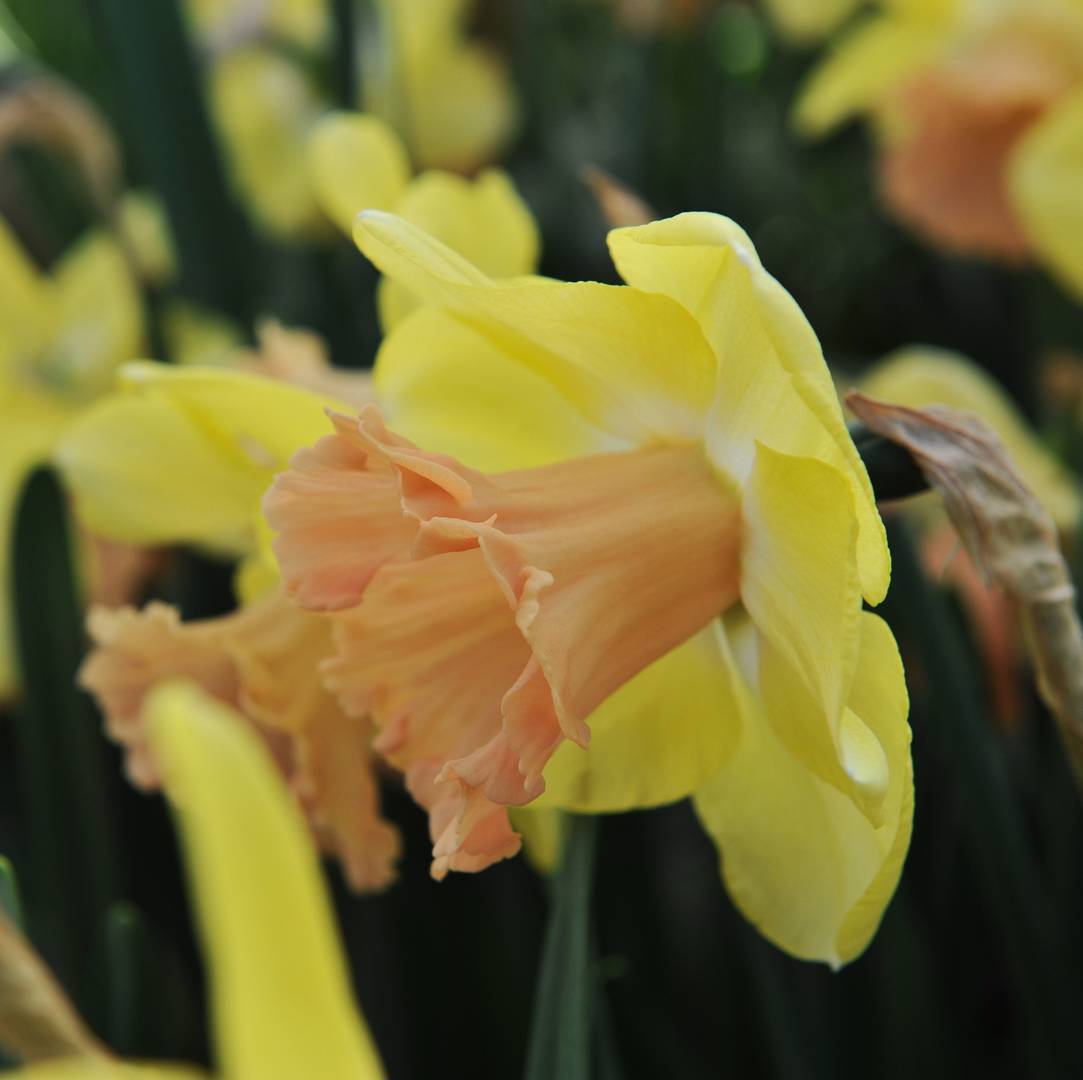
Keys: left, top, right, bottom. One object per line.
{"left": 1010, "top": 86, "right": 1083, "bottom": 304}
{"left": 375, "top": 305, "right": 610, "bottom": 470}
{"left": 535, "top": 624, "right": 741, "bottom": 812}
{"left": 740, "top": 442, "right": 861, "bottom": 739}
{"left": 0, "top": 217, "right": 50, "bottom": 373}
{"left": 793, "top": 13, "right": 948, "bottom": 138}
{"left": 608, "top": 212, "right": 889, "bottom": 603}
{"left": 364, "top": 0, "right": 517, "bottom": 171}
{"left": 117, "top": 190, "right": 176, "bottom": 287}
{"left": 50, "top": 231, "right": 144, "bottom": 400}
{"left": 356, "top": 210, "right": 717, "bottom": 444}
{"left": 860, "top": 346, "right": 1082, "bottom": 529}
{"left": 379, "top": 168, "right": 539, "bottom": 329}
{"left": 762, "top": 0, "right": 864, "bottom": 43}
{"left": 307, "top": 112, "right": 411, "bottom": 234}
{"left": 118, "top": 361, "right": 349, "bottom": 472}
{"left": 209, "top": 47, "right": 324, "bottom": 239}
{"left": 146, "top": 681, "right": 383, "bottom": 1080}
{"left": 693, "top": 610, "right": 912, "bottom": 966}
{"left": 54, "top": 392, "right": 263, "bottom": 553}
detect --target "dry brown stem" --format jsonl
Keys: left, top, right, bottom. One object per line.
{"left": 847, "top": 391, "right": 1083, "bottom": 791}
{"left": 0, "top": 912, "right": 109, "bottom": 1063}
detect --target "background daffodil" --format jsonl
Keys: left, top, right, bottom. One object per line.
{"left": 307, "top": 110, "right": 539, "bottom": 329}
{"left": 0, "top": 218, "right": 143, "bottom": 697}
{"left": 795, "top": 0, "right": 1083, "bottom": 297}
{"left": 57, "top": 352, "right": 401, "bottom": 891}
{"left": 266, "top": 208, "right": 913, "bottom": 966}
{"left": 10, "top": 680, "right": 385, "bottom": 1080}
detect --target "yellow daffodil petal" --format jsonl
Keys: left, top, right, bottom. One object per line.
{"left": 508, "top": 807, "right": 565, "bottom": 875}
{"left": 146, "top": 681, "right": 383, "bottom": 1080}
{"left": 860, "top": 346, "right": 1082, "bottom": 529}
{"left": 763, "top": 0, "right": 864, "bottom": 43}
{"left": 379, "top": 168, "right": 539, "bottom": 329}
{"left": 608, "top": 212, "right": 889, "bottom": 603}
{"left": 189, "top": 0, "right": 329, "bottom": 49}
{"left": 119, "top": 362, "right": 349, "bottom": 472}
{"left": 55, "top": 392, "right": 262, "bottom": 553}
{"left": 741, "top": 442, "right": 861, "bottom": 739}
{"left": 375, "top": 305, "right": 612, "bottom": 470}
{"left": 0, "top": 217, "right": 49, "bottom": 372}
{"left": 50, "top": 231, "right": 143, "bottom": 398}
{"left": 210, "top": 47, "right": 324, "bottom": 239}
{"left": 535, "top": 623, "right": 741, "bottom": 812}
{"left": 793, "top": 13, "right": 948, "bottom": 137}
{"left": 234, "top": 516, "right": 281, "bottom": 605}
{"left": 307, "top": 112, "right": 412, "bottom": 234}
{"left": 693, "top": 610, "right": 912, "bottom": 967}
{"left": 364, "top": 0, "right": 517, "bottom": 172}
{"left": 1010, "top": 86, "right": 1083, "bottom": 304}
{"left": 356, "top": 210, "right": 717, "bottom": 443}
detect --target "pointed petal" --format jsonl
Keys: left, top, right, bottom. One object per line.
{"left": 146, "top": 681, "right": 384, "bottom": 1080}
{"left": 535, "top": 623, "right": 741, "bottom": 812}
{"left": 55, "top": 392, "right": 262, "bottom": 552}
{"left": 0, "top": 217, "right": 50, "bottom": 372}
{"left": 307, "top": 112, "right": 411, "bottom": 234}
{"left": 355, "top": 211, "right": 717, "bottom": 443}
{"left": 51, "top": 231, "right": 144, "bottom": 396}
{"left": 1010, "top": 86, "right": 1083, "bottom": 304}
{"left": 607, "top": 212, "right": 889, "bottom": 603}
{"left": 693, "top": 610, "right": 912, "bottom": 966}
{"left": 379, "top": 168, "right": 539, "bottom": 329}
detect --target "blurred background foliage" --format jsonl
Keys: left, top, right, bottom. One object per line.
{"left": 1, "top": 0, "right": 1083, "bottom": 1077}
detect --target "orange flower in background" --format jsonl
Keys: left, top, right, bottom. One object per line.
{"left": 797, "top": 0, "right": 1083, "bottom": 293}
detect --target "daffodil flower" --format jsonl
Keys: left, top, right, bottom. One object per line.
{"left": 58, "top": 351, "right": 401, "bottom": 891}
{"left": 307, "top": 111, "right": 538, "bottom": 329}
{"left": 265, "top": 209, "right": 913, "bottom": 966}
{"left": 795, "top": 0, "right": 1083, "bottom": 296}
{"left": 201, "top": 0, "right": 519, "bottom": 240}
{"left": 11, "top": 680, "right": 385, "bottom": 1080}
{"left": 0, "top": 219, "right": 143, "bottom": 696}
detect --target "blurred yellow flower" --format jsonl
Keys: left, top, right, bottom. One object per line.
{"left": 307, "top": 110, "right": 538, "bottom": 328}
{"left": 797, "top": 0, "right": 1083, "bottom": 296}
{"left": 202, "top": 0, "right": 519, "bottom": 240}
{"left": 11, "top": 680, "right": 385, "bottom": 1080}
{"left": 0, "top": 219, "right": 143, "bottom": 696}
{"left": 265, "top": 209, "right": 912, "bottom": 966}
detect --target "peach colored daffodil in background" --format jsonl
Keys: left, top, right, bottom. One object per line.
{"left": 264, "top": 208, "right": 913, "bottom": 966}
{"left": 58, "top": 351, "right": 402, "bottom": 892}
{"left": 796, "top": 0, "right": 1083, "bottom": 299}
{"left": 12, "top": 680, "right": 385, "bottom": 1080}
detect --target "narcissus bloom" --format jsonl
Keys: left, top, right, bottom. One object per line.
{"left": 796, "top": 0, "right": 1083, "bottom": 296}
{"left": 59, "top": 352, "right": 401, "bottom": 891}
{"left": 201, "top": 0, "right": 519, "bottom": 239}
{"left": 11, "top": 680, "right": 385, "bottom": 1080}
{"left": 307, "top": 111, "right": 538, "bottom": 329}
{"left": 267, "top": 209, "right": 913, "bottom": 966}
{"left": 0, "top": 219, "right": 143, "bottom": 696}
